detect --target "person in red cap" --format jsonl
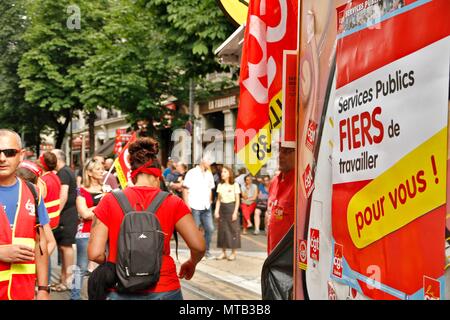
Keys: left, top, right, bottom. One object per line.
{"left": 17, "top": 160, "right": 57, "bottom": 258}
{"left": 88, "top": 137, "right": 205, "bottom": 300}
{"left": 38, "top": 152, "right": 62, "bottom": 231}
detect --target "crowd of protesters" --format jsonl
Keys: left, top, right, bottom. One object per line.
{"left": 0, "top": 128, "right": 281, "bottom": 300}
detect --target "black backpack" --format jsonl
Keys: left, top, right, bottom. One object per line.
{"left": 112, "top": 190, "right": 169, "bottom": 293}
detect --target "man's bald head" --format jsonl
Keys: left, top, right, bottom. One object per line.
{"left": 0, "top": 129, "right": 22, "bottom": 149}
{"left": 0, "top": 129, "right": 24, "bottom": 185}
{"left": 52, "top": 149, "right": 66, "bottom": 163}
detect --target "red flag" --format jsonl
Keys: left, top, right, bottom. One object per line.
{"left": 235, "top": 0, "right": 298, "bottom": 175}
{"left": 114, "top": 132, "right": 137, "bottom": 189}
{"left": 114, "top": 129, "right": 132, "bottom": 155}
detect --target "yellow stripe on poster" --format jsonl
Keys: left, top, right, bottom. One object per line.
{"left": 347, "top": 128, "right": 447, "bottom": 249}
{"left": 236, "top": 91, "right": 283, "bottom": 176}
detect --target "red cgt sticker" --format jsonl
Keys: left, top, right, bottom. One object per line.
{"left": 328, "top": 281, "right": 337, "bottom": 300}
{"left": 302, "top": 164, "right": 315, "bottom": 199}
{"left": 423, "top": 276, "right": 440, "bottom": 300}
{"left": 305, "top": 119, "right": 318, "bottom": 151}
{"left": 332, "top": 243, "right": 343, "bottom": 278}
{"left": 298, "top": 239, "right": 308, "bottom": 270}
{"left": 310, "top": 228, "right": 320, "bottom": 261}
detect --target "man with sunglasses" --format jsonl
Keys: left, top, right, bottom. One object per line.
{"left": 0, "top": 129, "right": 50, "bottom": 300}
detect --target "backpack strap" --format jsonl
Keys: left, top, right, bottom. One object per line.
{"left": 25, "top": 180, "right": 40, "bottom": 226}
{"left": 146, "top": 191, "right": 169, "bottom": 213}
{"left": 24, "top": 180, "right": 43, "bottom": 255}
{"left": 145, "top": 191, "right": 179, "bottom": 260}
{"left": 112, "top": 190, "right": 134, "bottom": 214}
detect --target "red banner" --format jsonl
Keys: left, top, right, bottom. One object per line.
{"left": 114, "top": 132, "right": 137, "bottom": 189}
{"left": 235, "top": 0, "right": 298, "bottom": 175}
{"left": 114, "top": 129, "right": 132, "bottom": 155}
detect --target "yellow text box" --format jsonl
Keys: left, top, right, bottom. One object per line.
{"left": 347, "top": 128, "right": 447, "bottom": 249}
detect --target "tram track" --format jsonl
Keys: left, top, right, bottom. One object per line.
{"left": 180, "top": 268, "right": 261, "bottom": 300}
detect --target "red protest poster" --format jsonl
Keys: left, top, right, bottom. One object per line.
{"left": 331, "top": 0, "right": 449, "bottom": 300}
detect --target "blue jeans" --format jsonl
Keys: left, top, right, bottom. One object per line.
{"left": 106, "top": 289, "right": 183, "bottom": 300}
{"left": 71, "top": 237, "right": 89, "bottom": 300}
{"left": 191, "top": 208, "right": 214, "bottom": 253}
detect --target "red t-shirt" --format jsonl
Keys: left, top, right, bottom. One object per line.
{"left": 94, "top": 186, "right": 191, "bottom": 293}
{"left": 76, "top": 187, "right": 99, "bottom": 235}
{"left": 267, "top": 170, "right": 295, "bottom": 254}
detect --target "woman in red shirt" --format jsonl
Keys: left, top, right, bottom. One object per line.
{"left": 88, "top": 137, "right": 205, "bottom": 300}
{"left": 71, "top": 158, "right": 104, "bottom": 300}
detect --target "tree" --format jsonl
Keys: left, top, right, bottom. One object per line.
{"left": 142, "top": 0, "right": 236, "bottom": 80}
{"left": 81, "top": 0, "right": 237, "bottom": 132}
{"left": 0, "top": 0, "right": 57, "bottom": 154}
{"left": 18, "top": 0, "right": 109, "bottom": 150}
{"left": 79, "top": 1, "right": 170, "bottom": 134}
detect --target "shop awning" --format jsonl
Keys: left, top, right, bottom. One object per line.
{"left": 95, "top": 138, "right": 115, "bottom": 157}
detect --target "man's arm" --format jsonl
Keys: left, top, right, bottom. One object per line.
{"left": 182, "top": 171, "right": 190, "bottom": 205}
{"left": 59, "top": 185, "right": 69, "bottom": 211}
{"left": 35, "top": 226, "right": 49, "bottom": 300}
{"left": 182, "top": 187, "right": 189, "bottom": 205}
{"left": 43, "top": 224, "right": 56, "bottom": 256}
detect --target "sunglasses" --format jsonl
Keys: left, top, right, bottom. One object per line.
{"left": 0, "top": 149, "right": 21, "bottom": 158}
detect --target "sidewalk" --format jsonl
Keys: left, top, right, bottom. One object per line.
{"left": 173, "top": 248, "right": 266, "bottom": 298}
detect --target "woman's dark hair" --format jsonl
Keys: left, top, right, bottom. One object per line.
{"left": 43, "top": 151, "right": 57, "bottom": 171}
{"left": 128, "top": 137, "right": 161, "bottom": 171}
{"left": 221, "top": 166, "right": 235, "bottom": 184}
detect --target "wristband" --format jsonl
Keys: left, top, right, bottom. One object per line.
{"left": 37, "top": 285, "right": 50, "bottom": 293}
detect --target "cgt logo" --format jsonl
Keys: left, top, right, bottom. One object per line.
{"left": 332, "top": 243, "right": 343, "bottom": 278}
{"left": 305, "top": 119, "right": 318, "bottom": 152}
{"left": 302, "top": 164, "right": 315, "bottom": 199}
{"left": 309, "top": 228, "right": 319, "bottom": 261}
{"left": 423, "top": 276, "right": 440, "bottom": 300}
{"left": 327, "top": 281, "right": 337, "bottom": 300}
{"left": 25, "top": 199, "right": 35, "bottom": 216}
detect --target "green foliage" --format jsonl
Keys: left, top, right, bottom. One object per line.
{"left": 18, "top": 0, "right": 108, "bottom": 113}
{"left": 1, "top": 0, "right": 237, "bottom": 148}
{"left": 0, "top": 0, "right": 56, "bottom": 151}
